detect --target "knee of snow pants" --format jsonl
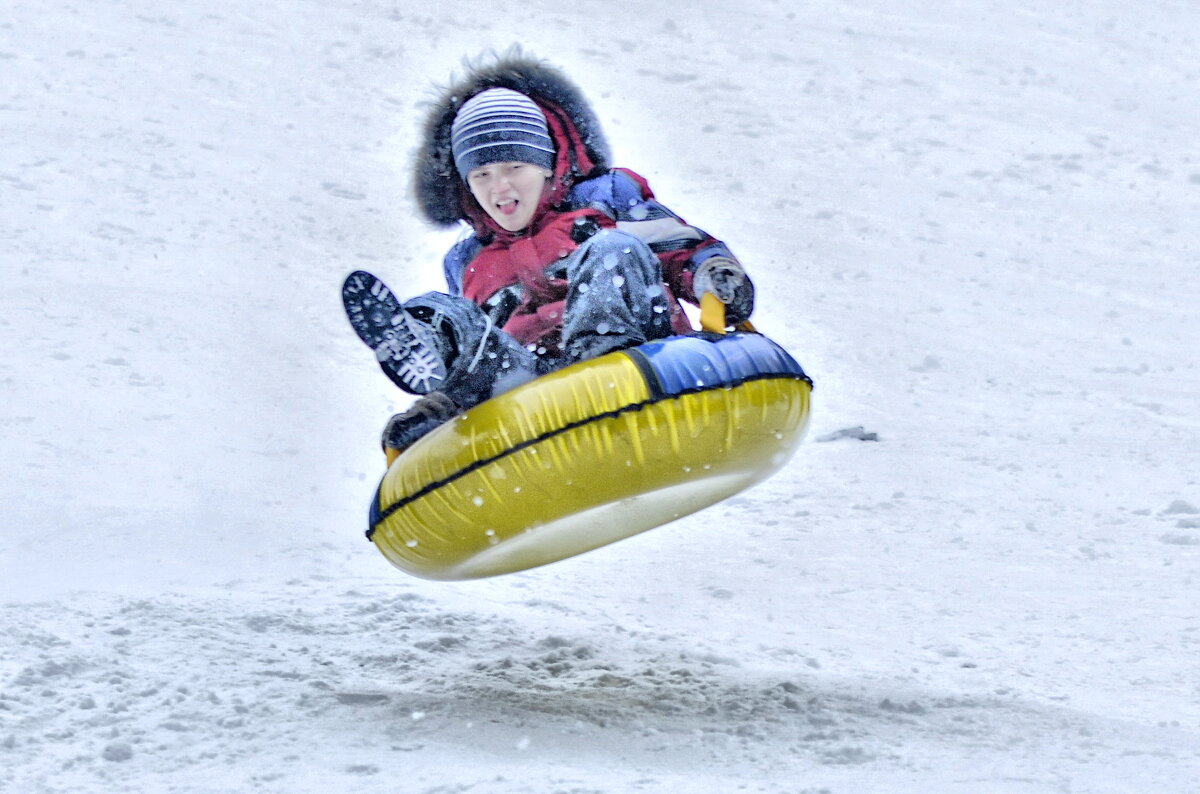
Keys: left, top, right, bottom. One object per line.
{"left": 560, "top": 229, "right": 674, "bottom": 362}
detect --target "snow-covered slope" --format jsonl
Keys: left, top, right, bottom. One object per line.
{"left": 3, "top": 1, "right": 1198, "bottom": 791}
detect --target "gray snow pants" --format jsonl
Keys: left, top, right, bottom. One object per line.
{"left": 403, "top": 229, "right": 673, "bottom": 411}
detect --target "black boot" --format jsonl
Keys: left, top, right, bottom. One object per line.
{"left": 342, "top": 270, "right": 455, "bottom": 394}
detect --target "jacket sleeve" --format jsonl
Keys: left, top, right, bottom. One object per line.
{"left": 442, "top": 233, "right": 483, "bottom": 298}
{"left": 570, "top": 168, "right": 742, "bottom": 305}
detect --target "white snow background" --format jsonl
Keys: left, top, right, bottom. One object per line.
{"left": 3, "top": 1, "right": 1199, "bottom": 791}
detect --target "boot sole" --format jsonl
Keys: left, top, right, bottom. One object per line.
{"left": 342, "top": 270, "right": 447, "bottom": 394}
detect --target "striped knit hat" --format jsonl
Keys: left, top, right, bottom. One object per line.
{"left": 450, "top": 88, "right": 556, "bottom": 179}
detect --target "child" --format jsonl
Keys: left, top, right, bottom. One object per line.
{"left": 343, "top": 51, "right": 755, "bottom": 456}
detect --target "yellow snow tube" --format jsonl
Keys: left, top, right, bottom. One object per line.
{"left": 366, "top": 332, "right": 812, "bottom": 580}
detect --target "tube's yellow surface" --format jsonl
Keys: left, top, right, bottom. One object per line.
{"left": 369, "top": 340, "right": 811, "bottom": 580}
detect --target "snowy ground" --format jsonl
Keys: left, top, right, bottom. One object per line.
{"left": 3, "top": 0, "right": 1199, "bottom": 791}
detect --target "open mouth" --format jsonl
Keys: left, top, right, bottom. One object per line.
{"left": 496, "top": 198, "right": 518, "bottom": 216}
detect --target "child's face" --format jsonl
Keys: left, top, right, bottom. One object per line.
{"left": 466, "top": 162, "right": 552, "bottom": 232}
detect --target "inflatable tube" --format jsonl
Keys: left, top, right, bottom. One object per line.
{"left": 367, "top": 332, "right": 812, "bottom": 580}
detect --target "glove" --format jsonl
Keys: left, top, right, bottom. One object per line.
{"left": 692, "top": 257, "right": 755, "bottom": 326}
{"left": 382, "top": 392, "right": 460, "bottom": 458}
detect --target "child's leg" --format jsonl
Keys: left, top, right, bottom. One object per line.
{"left": 342, "top": 271, "right": 452, "bottom": 394}
{"left": 344, "top": 270, "right": 538, "bottom": 408}
{"left": 559, "top": 230, "right": 674, "bottom": 361}
{"left": 401, "top": 291, "right": 540, "bottom": 410}
{"left": 345, "top": 272, "right": 543, "bottom": 456}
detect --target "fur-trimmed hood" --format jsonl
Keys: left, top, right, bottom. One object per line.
{"left": 414, "top": 51, "right": 612, "bottom": 228}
